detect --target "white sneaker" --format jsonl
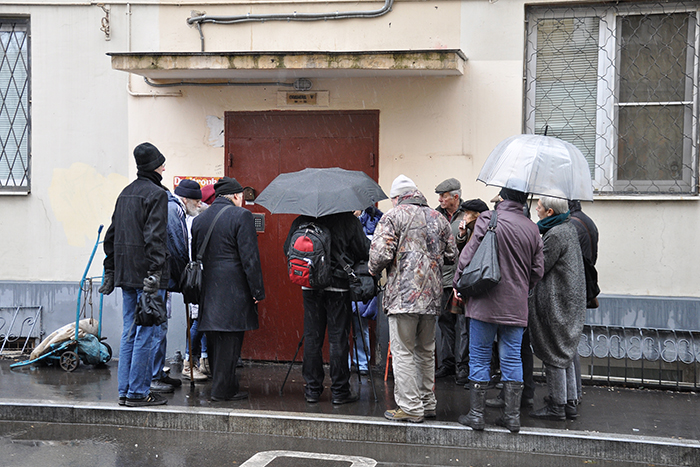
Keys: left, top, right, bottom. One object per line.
{"left": 182, "top": 361, "right": 208, "bottom": 381}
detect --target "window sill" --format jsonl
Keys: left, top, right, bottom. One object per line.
{"left": 0, "top": 191, "right": 30, "bottom": 196}
{"left": 591, "top": 194, "right": 699, "bottom": 201}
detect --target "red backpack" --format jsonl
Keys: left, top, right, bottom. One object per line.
{"left": 287, "top": 222, "right": 332, "bottom": 289}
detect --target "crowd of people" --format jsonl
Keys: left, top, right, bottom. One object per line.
{"left": 99, "top": 143, "right": 599, "bottom": 433}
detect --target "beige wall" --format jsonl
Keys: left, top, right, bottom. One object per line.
{"left": 2, "top": 0, "right": 699, "bottom": 299}
{"left": 0, "top": 4, "right": 130, "bottom": 281}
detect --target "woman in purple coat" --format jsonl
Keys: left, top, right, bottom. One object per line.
{"left": 453, "top": 188, "right": 544, "bottom": 433}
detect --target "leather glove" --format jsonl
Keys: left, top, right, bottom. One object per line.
{"left": 99, "top": 270, "right": 115, "bottom": 295}
{"left": 143, "top": 270, "right": 161, "bottom": 294}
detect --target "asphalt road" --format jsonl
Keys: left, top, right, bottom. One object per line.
{"left": 0, "top": 420, "right": 651, "bottom": 467}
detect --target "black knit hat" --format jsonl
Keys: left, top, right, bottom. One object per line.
{"left": 133, "top": 142, "right": 166, "bottom": 172}
{"left": 499, "top": 187, "right": 528, "bottom": 205}
{"left": 174, "top": 179, "right": 202, "bottom": 200}
{"left": 461, "top": 198, "right": 489, "bottom": 213}
{"left": 214, "top": 177, "right": 243, "bottom": 196}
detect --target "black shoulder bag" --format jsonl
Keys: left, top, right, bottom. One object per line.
{"left": 335, "top": 253, "right": 377, "bottom": 304}
{"left": 180, "top": 205, "right": 231, "bottom": 304}
{"left": 455, "top": 210, "right": 501, "bottom": 297}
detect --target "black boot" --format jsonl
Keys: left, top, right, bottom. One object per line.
{"left": 485, "top": 388, "right": 505, "bottom": 408}
{"left": 529, "top": 401, "right": 565, "bottom": 421}
{"left": 565, "top": 400, "right": 579, "bottom": 420}
{"left": 495, "top": 381, "right": 523, "bottom": 433}
{"left": 458, "top": 381, "right": 487, "bottom": 430}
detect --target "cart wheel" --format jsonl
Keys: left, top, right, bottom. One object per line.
{"left": 60, "top": 350, "right": 80, "bottom": 372}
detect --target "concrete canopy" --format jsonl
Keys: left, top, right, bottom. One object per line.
{"left": 108, "top": 50, "right": 467, "bottom": 81}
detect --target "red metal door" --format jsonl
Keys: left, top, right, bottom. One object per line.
{"left": 225, "top": 111, "right": 379, "bottom": 361}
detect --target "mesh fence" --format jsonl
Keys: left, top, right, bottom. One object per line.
{"left": 525, "top": 2, "right": 700, "bottom": 195}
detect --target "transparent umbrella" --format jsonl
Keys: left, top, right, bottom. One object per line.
{"left": 255, "top": 167, "right": 387, "bottom": 217}
{"left": 477, "top": 134, "right": 594, "bottom": 201}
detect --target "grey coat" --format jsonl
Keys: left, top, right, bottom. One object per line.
{"left": 528, "top": 221, "right": 586, "bottom": 368}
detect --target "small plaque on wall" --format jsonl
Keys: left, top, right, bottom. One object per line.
{"left": 287, "top": 92, "right": 317, "bottom": 105}
{"left": 278, "top": 91, "right": 329, "bottom": 107}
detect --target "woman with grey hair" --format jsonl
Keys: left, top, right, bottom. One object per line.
{"left": 528, "top": 196, "right": 586, "bottom": 421}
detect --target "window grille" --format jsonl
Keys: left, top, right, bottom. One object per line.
{"left": 525, "top": 2, "right": 700, "bottom": 195}
{"left": 0, "top": 18, "right": 30, "bottom": 193}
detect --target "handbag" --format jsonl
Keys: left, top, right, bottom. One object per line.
{"left": 135, "top": 291, "right": 167, "bottom": 327}
{"left": 571, "top": 217, "right": 601, "bottom": 308}
{"left": 455, "top": 210, "right": 501, "bottom": 297}
{"left": 336, "top": 253, "right": 378, "bottom": 303}
{"left": 180, "top": 205, "right": 231, "bottom": 304}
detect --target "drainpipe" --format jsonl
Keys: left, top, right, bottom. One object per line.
{"left": 187, "top": 0, "right": 394, "bottom": 52}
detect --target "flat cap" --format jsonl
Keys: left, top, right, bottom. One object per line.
{"left": 435, "top": 178, "right": 461, "bottom": 194}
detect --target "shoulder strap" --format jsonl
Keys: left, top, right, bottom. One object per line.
{"left": 196, "top": 205, "right": 232, "bottom": 261}
{"left": 488, "top": 210, "right": 497, "bottom": 230}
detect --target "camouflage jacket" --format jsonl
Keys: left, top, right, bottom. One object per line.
{"left": 369, "top": 189, "right": 457, "bottom": 315}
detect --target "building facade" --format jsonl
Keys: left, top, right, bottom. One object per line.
{"left": 1, "top": 0, "right": 699, "bottom": 385}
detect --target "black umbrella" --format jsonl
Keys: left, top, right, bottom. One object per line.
{"left": 255, "top": 167, "right": 387, "bottom": 217}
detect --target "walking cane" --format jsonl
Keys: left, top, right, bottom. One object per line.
{"left": 185, "top": 303, "right": 195, "bottom": 389}
{"left": 354, "top": 305, "right": 378, "bottom": 402}
{"left": 279, "top": 334, "right": 304, "bottom": 396}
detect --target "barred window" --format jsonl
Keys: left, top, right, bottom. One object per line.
{"left": 0, "top": 18, "right": 30, "bottom": 193}
{"left": 525, "top": 3, "right": 699, "bottom": 195}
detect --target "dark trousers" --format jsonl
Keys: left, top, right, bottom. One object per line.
{"left": 205, "top": 331, "right": 244, "bottom": 400}
{"left": 522, "top": 329, "right": 535, "bottom": 400}
{"left": 302, "top": 289, "right": 352, "bottom": 398}
{"left": 437, "top": 288, "right": 469, "bottom": 373}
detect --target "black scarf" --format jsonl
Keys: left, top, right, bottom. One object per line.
{"left": 137, "top": 170, "right": 168, "bottom": 191}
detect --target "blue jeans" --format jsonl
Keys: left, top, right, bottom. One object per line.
{"left": 469, "top": 318, "right": 524, "bottom": 383}
{"left": 152, "top": 318, "right": 168, "bottom": 381}
{"left": 185, "top": 318, "right": 207, "bottom": 359}
{"left": 349, "top": 311, "right": 370, "bottom": 371}
{"left": 118, "top": 287, "right": 165, "bottom": 399}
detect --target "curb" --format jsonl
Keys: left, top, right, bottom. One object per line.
{"left": 1, "top": 400, "right": 698, "bottom": 466}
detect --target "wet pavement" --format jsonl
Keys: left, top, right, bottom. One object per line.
{"left": 1, "top": 358, "right": 699, "bottom": 466}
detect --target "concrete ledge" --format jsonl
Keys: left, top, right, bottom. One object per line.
{"left": 1, "top": 400, "right": 698, "bottom": 466}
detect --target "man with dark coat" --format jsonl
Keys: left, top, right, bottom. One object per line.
{"left": 100, "top": 142, "right": 170, "bottom": 407}
{"left": 284, "top": 211, "right": 370, "bottom": 405}
{"left": 191, "top": 177, "right": 265, "bottom": 402}
{"left": 454, "top": 187, "right": 544, "bottom": 433}
{"left": 568, "top": 199, "right": 599, "bottom": 403}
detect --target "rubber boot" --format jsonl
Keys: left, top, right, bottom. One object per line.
{"left": 458, "top": 381, "right": 487, "bottom": 430}
{"left": 485, "top": 388, "right": 505, "bottom": 408}
{"left": 496, "top": 381, "right": 523, "bottom": 433}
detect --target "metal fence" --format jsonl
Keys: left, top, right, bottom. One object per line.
{"left": 0, "top": 305, "right": 41, "bottom": 356}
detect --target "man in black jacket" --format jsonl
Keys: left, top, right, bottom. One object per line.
{"left": 568, "top": 199, "right": 599, "bottom": 406}
{"left": 284, "top": 212, "right": 370, "bottom": 405}
{"left": 100, "top": 142, "right": 170, "bottom": 407}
